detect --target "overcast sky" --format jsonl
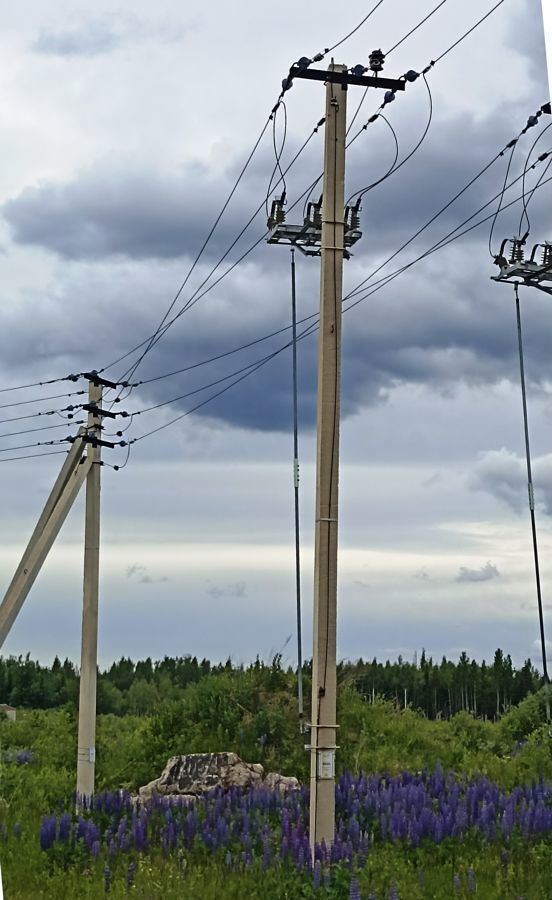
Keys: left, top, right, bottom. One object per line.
{"left": 0, "top": 0, "right": 550, "bottom": 673}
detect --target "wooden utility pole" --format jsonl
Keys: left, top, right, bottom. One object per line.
{"left": 76, "top": 380, "right": 102, "bottom": 801}
{"left": 309, "top": 64, "right": 347, "bottom": 852}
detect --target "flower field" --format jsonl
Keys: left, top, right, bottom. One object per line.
{"left": 8, "top": 767, "right": 552, "bottom": 897}
{"left": 1, "top": 668, "right": 552, "bottom": 897}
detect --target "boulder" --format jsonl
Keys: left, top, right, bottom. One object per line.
{"left": 139, "top": 752, "right": 264, "bottom": 800}
{"left": 263, "top": 772, "right": 300, "bottom": 794}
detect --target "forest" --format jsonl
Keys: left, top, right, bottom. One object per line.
{"left": 0, "top": 647, "right": 542, "bottom": 721}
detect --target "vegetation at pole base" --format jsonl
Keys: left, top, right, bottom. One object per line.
{"left": 0, "top": 655, "right": 551, "bottom": 897}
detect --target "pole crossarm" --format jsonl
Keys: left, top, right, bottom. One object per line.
{"left": 289, "top": 65, "right": 405, "bottom": 92}
{"left": 0, "top": 448, "right": 92, "bottom": 649}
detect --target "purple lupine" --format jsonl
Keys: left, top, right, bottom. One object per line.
{"left": 12, "top": 823, "right": 22, "bottom": 838}
{"left": 313, "top": 860, "right": 322, "bottom": 889}
{"left": 467, "top": 867, "right": 476, "bottom": 894}
{"left": 39, "top": 816, "right": 57, "bottom": 851}
{"left": 453, "top": 873, "right": 461, "bottom": 893}
{"left": 15, "top": 749, "right": 33, "bottom": 765}
{"left": 103, "top": 865, "right": 111, "bottom": 895}
{"left": 388, "top": 886, "right": 399, "bottom": 900}
{"left": 349, "top": 875, "right": 361, "bottom": 900}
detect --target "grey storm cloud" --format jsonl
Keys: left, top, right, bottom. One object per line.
{"left": 3, "top": 92, "right": 549, "bottom": 266}
{"left": 0, "top": 30, "right": 550, "bottom": 436}
{"left": 455, "top": 561, "right": 500, "bottom": 583}
{"left": 470, "top": 448, "right": 552, "bottom": 515}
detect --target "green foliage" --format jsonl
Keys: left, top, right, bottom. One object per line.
{"left": 2, "top": 661, "right": 552, "bottom": 897}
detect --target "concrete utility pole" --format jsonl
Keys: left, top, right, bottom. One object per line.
{"left": 76, "top": 380, "right": 102, "bottom": 801}
{"left": 267, "top": 57, "right": 404, "bottom": 852}
{"left": 309, "top": 64, "right": 347, "bottom": 851}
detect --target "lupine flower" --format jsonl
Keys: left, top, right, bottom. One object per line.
{"left": 39, "top": 816, "right": 56, "bottom": 851}
{"left": 453, "top": 873, "right": 461, "bottom": 893}
{"left": 313, "top": 860, "right": 322, "bottom": 889}
{"left": 103, "top": 865, "right": 111, "bottom": 895}
{"left": 12, "top": 823, "right": 22, "bottom": 838}
{"left": 467, "top": 868, "right": 476, "bottom": 894}
{"left": 15, "top": 749, "right": 33, "bottom": 765}
{"left": 349, "top": 875, "right": 361, "bottom": 900}
{"left": 388, "top": 886, "right": 399, "bottom": 900}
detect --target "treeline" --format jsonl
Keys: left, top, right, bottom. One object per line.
{"left": 0, "top": 649, "right": 543, "bottom": 721}
{"left": 344, "top": 649, "right": 541, "bottom": 720}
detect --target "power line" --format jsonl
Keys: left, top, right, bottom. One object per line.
{"left": 0, "top": 405, "right": 84, "bottom": 427}
{"left": 0, "top": 420, "right": 85, "bottom": 440}
{"left": 102, "top": 4, "right": 471, "bottom": 388}
{"left": 432, "top": 0, "right": 506, "bottom": 66}
{"left": 0, "top": 374, "right": 81, "bottom": 394}
{"left": 121, "top": 168, "right": 552, "bottom": 453}
{"left": 488, "top": 139, "right": 518, "bottom": 257}
{"left": 265, "top": 101, "right": 288, "bottom": 217}
{"left": 0, "top": 390, "right": 86, "bottom": 411}
{"left": 518, "top": 121, "right": 552, "bottom": 238}
{"left": 126, "top": 109, "right": 551, "bottom": 424}
{"left": 100, "top": 117, "right": 325, "bottom": 385}
{"left": 346, "top": 105, "right": 550, "bottom": 302}
{"left": 0, "top": 449, "right": 69, "bottom": 464}
{"left": 385, "top": 0, "right": 450, "bottom": 55}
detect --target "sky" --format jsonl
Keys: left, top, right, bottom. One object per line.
{"left": 0, "top": 0, "right": 550, "bottom": 672}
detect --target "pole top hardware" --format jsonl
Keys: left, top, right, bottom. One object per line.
{"left": 82, "top": 371, "right": 129, "bottom": 390}
{"left": 289, "top": 64, "right": 405, "bottom": 92}
{"left": 491, "top": 237, "right": 552, "bottom": 295}
{"left": 267, "top": 194, "right": 362, "bottom": 258}
{"left": 82, "top": 403, "right": 128, "bottom": 420}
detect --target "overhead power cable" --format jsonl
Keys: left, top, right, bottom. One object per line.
{"left": 126, "top": 104, "right": 550, "bottom": 403}
{"left": 101, "top": 3, "right": 458, "bottom": 387}
{"left": 103, "top": 117, "right": 326, "bottom": 383}
{"left": 0, "top": 407, "right": 81, "bottom": 427}
{"left": 0, "top": 390, "right": 86, "bottom": 411}
{"left": 518, "top": 121, "right": 552, "bottom": 238}
{"left": 265, "top": 101, "right": 288, "bottom": 217}
{"left": 0, "top": 374, "right": 81, "bottom": 394}
{"left": 0, "top": 449, "right": 69, "bottom": 464}
{"left": 385, "top": 0, "right": 450, "bottom": 55}
{"left": 0, "top": 420, "right": 86, "bottom": 440}
{"left": 105, "top": 0, "right": 516, "bottom": 410}
{"left": 121, "top": 170, "right": 552, "bottom": 452}
{"left": 343, "top": 161, "right": 552, "bottom": 314}
{"left": 346, "top": 105, "right": 551, "bottom": 301}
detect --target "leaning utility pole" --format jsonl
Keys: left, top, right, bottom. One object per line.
{"left": 76, "top": 380, "right": 102, "bottom": 800}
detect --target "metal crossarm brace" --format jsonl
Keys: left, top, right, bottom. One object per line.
{"left": 289, "top": 65, "right": 405, "bottom": 92}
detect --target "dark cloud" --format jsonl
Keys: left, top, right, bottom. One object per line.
{"left": 4, "top": 88, "right": 549, "bottom": 266}
{"left": 470, "top": 448, "right": 552, "bottom": 514}
{"left": 455, "top": 561, "right": 500, "bottom": 583}
{"left": 1, "top": 61, "right": 551, "bottom": 437}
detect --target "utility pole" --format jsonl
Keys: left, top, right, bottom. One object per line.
{"left": 268, "top": 55, "right": 404, "bottom": 853}
{"left": 492, "top": 238, "right": 552, "bottom": 726}
{"left": 309, "top": 63, "right": 347, "bottom": 851}
{"left": 76, "top": 379, "right": 102, "bottom": 801}
{"left": 290, "top": 248, "right": 304, "bottom": 734}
